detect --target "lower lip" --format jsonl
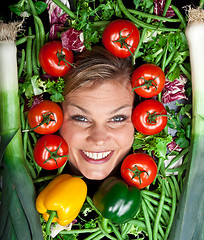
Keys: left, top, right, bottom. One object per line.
{"left": 80, "top": 150, "right": 114, "bottom": 164}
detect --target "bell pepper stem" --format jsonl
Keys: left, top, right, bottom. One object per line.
{"left": 46, "top": 210, "right": 56, "bottom": 235}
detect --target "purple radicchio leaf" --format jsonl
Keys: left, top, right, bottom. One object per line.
{"left": 167, "top": 139, "right": 182, "bottom": 152}
{"left": 154, "top": 0, "right": 175, "bottom": 18}
{"left": 46, "top": 0, "right": 70, "bottom": 40}
{"left": 61, "top": 28, "right": 86, "bottom": 52}
{"left": 162, "top": 75, "right": 188, "bottom": 104}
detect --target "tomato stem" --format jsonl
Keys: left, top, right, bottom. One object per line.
{"left": 112, "top": 28, "right": 134, "bottom": 56}
{"left": 44, "top": 141, "right": 69, "bottom": 167}
{"left": 132, "top": 76, "right": 160, "bottom": 92}
{"left": 29, "top": 112, "right": 55, "bottom": 131}
{"left": 57, "top": 48, "right": 76, "bottom": 68}
{"left": 126, "top": 165, "right": 149, "bottom": 184}
{"left": 147, "top": 111, "right": 168, "bottom": 124}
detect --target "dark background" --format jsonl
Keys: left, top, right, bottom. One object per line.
{"left": 1, "top": 0, "right": 201, "bottom": 22}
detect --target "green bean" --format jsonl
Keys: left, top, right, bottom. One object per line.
{"left": 158, "top": 0, "right": 172, "bottom": 29}
{"left": 128, "top": 9, "right": 181, "bottom": 22}
{"left": 27, "top": 137, "right": 42, "bottom": 174}
{"left": 143, "top": 198, "right": 166, "bottom": 226}
{"left": 166, "top": 61, "right": 178, "bottom": 78}
{"left": 179, "top": 64, "right": 191, "bottom": 80}
{"left": 97, "top": 220, "right": 117, "bottom": 240}
{"left": 117, "top": 0, "right": 180, "bottom": 32}
{"left": 161, "top": 45, "right": 168, "bottom": 72}
{"left": 141, "top": 190, "right": 172, "bottom": 204}
{"left": 52, "top": 0, "right": 77, "bottom": 19}
{"left": 133, "top": 6, "right": 153, "bottom": 63}
{"left": 171, "top": 4, "right": 187, "bottom": 29}
{"left": 121, "top": 223, "right": 133, "bottom": 239}
{"left": 142, "top": 194, "right": 171, "bottom": 212}
{"left": 27, "top": 0, "right": 37, "bottom": 15}
{"left": 155, "top": 50, "right": 164, "bottom": 65}
{"left": 86, "top": 196, "right": 102, "bottom": 216}
{"left": 200, "top": 0, "right": 204, "bottom": 8}
{"left": 93, "top": 233, "right": 106, "bottom": 240}
{"left": 46, "top": 211, "right": 56, "bottom": 235}
{"left": 20, "top": 101, "right": 26, "bottom": 129}
{"left": 29, "top": 131, "right": 38, "bottom": 144}
{"left": 33, "top": 175, "right": 56, "bottom": 183}
{"left": 26, "top": 27, "right": 33, "bottom": 78}
{"left": 23, "top": 119, "right": 29, "bottom": 158}
{"left": 61, "top": 227, "right": 100, "bottom": 235}
{"left": 32, "top": 40, "right": 39, "bottom": 75}
{"left": 18, "top": 49, "right": 25, "bottom": 80}
{"left": 163, "top": 177, "right": 177, "bottom": 240}
{"left": 16, "top": 36, "right": 35, "bottom": 46}
{"left": 171, "top": 175, "right": 181, "bottom": 201}
{"left": 144, "top": 199, "right": 165, "bottom": 239}
{"left": 126, "top": 219, "right": 146, "bottom": 230}
{"left": 141, "top": 200, "right": 153, "bottom": 240}
{"left": 84, "top": 230, "right": 102, "bottom": 240}
{"left": 161, "top": 208, "right": 170, "bottom": 225}
{"left": 25, "top": 159, "right": 37, "bottom": 179}
{"left": 153, "top": 179, "right": 166, "bottom": 240}
{"left": 33, "top": 15, "right": 45, "bottom": 48}
{"left": 166, "top": 163, "right": 187, "bottom": 174}
{"left": 178, "top": 152, "right": 189, "bottom": 182}
{"left": 164, "top": 178, "right": 172, "bottom": 198}
{"left": 166, "top": 146, "right": 190, "bottom": 169}
{"left": 108, "top": 221, "right": 123, "bottom": 240}
{"left": 101, "top": 218, "right": 112, "bottom": 233}
{"left": 165, "top": 47, "right": 179, "bottom": 67}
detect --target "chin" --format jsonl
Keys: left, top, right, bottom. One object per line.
{"left": 82, "top": 170, "right": 110, "bottom": 180}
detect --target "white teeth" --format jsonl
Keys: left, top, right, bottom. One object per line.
{"left": 83, "top": 150, "right": 111, "bottom": 160}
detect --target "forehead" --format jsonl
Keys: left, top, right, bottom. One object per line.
{"left": 64, "top": 81, "right": 134, "bottom": 107}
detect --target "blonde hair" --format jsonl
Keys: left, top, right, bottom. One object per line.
{"left": 63, "top": 46, "right": 133, "bottom": 96}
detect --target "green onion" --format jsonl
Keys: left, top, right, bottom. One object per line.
{"left": 169, "top": 7, "right": 204, "bottom": 239}
{"left": 0, "top": 22, "right": 43, "bottom": 240}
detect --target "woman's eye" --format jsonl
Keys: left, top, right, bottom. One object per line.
{"left": 110, "top": 115, "right": 128, "bottom": 123}
{"left": 71, "top": 115, "right": 89, "bottom": 122}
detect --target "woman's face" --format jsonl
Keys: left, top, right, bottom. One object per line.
{"left": 60, "top": 81, "right": 135, "bottom": 180}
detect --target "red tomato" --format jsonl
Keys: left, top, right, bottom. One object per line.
{"left": 27, "top": 100, "right": 63, "bottom": 134}
{"left": 39, "top": 41, "right": 74, "bottom": 77}
{"left": 102, "top": 19, "right": 140, "bottom": 58}
{"left": 33, "top": 134, "right": 69, "bottom": 170}
{"left": 132, "top": 63, "right": 165, "bottom": 98}
{"left": 132, "top": 99, "right": 167, "bottom": 135}
{"left": 121, "top": 153, "right": 157, "bottom": 189}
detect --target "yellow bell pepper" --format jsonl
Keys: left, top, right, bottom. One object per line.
{"left": 36, "top": 174, "right": 87, "bottom": 226}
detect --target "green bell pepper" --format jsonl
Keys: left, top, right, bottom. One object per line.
{"left": 93, "top": 177, "right": 141, "bottom": 224}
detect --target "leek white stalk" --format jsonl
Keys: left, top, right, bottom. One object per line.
{"left": 0, "top": 22, "right": 43, "bottom": 240}
{"left": 169, "top": 7, "right": 204, "bottom": 240}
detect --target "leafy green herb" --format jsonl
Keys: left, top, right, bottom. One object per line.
{"left": 9, "top": 0, "right": 47, "bottom": 17}
{"left": 140, "top": 31, "right": 189, "bottom": 81}
{"left": 19, "top": 75, "right": 65, "bottom": 104}
{"left": 133, "top": 131, "right": 172, "bottom": 159}
{"left": 166, "top": 102, "right": 192, "bottom": 148}
{"left": 69, "top": 0, "right": 122, "bottom": 50}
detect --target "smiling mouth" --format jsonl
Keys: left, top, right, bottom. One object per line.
{"left": 80, "top": 150, "right": 114, "bottom": 164}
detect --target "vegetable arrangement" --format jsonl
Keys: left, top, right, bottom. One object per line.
{"left": 0, "top": 0, "right": 203, "bottom": 240}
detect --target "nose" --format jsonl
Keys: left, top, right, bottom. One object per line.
{"left": 86, "top": 123, "right": 110, "bottom": 146}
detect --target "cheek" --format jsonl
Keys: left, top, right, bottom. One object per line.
{"left": 59, "top": 120, "right": 85, "bottom": 147}
{"left": 114, "top": 122, "right": 135, "bottom": 148}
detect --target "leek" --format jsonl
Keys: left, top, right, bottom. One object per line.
{"left": 0, "top": 22, "right": 43, "bottom": 240}
{"left": 169, "top": 7, "right": 204, "bottom": 240}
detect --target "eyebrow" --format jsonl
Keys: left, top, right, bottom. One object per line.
{"left": 110, "top": 104, "right": 133, "bottom": 114}
{"left": 67, "top": 103, "right": 133, "bottom": 115}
